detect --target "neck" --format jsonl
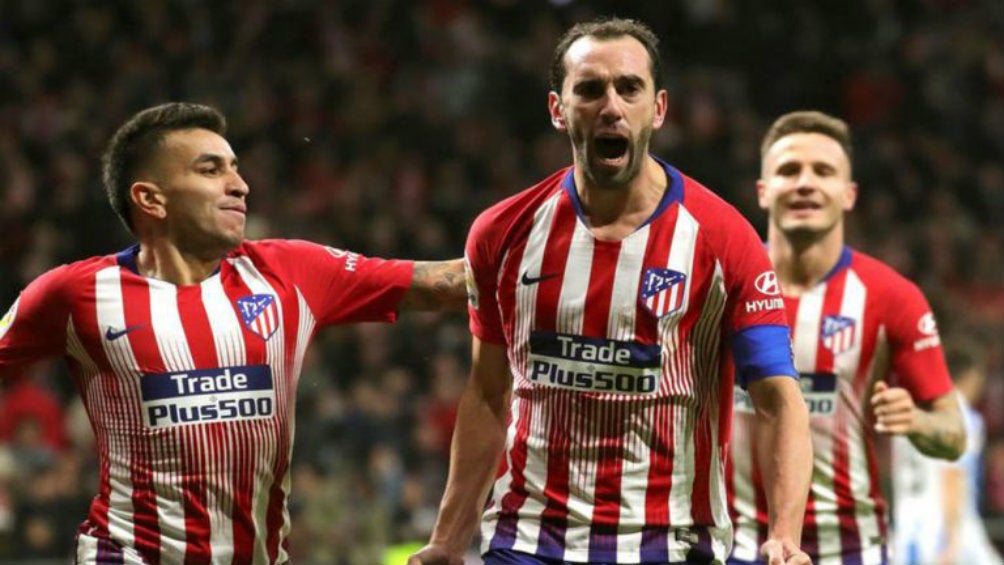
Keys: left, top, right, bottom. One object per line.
{"left": 135, "top": 237, "right": 227, "bottom": 286}
{"left": 574, "top": 156, "right": 666, "bottom": 240}
{"left": 767, "top": 225, "right": 845, "bottom": 297}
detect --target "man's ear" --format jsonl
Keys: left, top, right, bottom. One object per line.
{"left": 548, "top": 91, "right": 566, "bottom": 131}
{"left": 130, "top": 182, "right": 167, "bottom": 221}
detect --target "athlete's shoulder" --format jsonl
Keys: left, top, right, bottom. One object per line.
{"left": 35, "top": 254, "right": 118, "bottom": 287}
{"left": 847, "top": 248, "right": 924, "bottom": 294}
{"left": 678, "top": 172, "right": 747, "bottom": 223}
{"left": 476, "top": 168, "right": 568, "bottom": 225}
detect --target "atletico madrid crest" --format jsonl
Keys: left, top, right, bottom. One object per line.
{"left": 640, "top": 268, "right": 687, "bottom": 318}
{"left": 236, "top": 294, "right": 279, "bottom": 341}
{"left": 821, "top": 315, "right": 856, "bottom": 355}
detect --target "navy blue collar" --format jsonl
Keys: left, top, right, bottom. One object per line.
{"left": 115, "top": 244, "right": 141, "bottom": 274}
{"left": 560, "top": 155, "right": 684, "bottom": 233}
{"left": 821, "top": 246, "right": 853, "bottom": 282}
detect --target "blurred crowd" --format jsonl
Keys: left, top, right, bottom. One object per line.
{"left": 0, "top": 0, "right": 1002, "bottom": 562}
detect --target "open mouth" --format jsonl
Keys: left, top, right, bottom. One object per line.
{"left": 788, "top": 201, "right": 821, "bottom": 211}
{"left": 595, "top": 136, "right": 629, "bottom": 161}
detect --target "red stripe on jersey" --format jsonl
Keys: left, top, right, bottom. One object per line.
{"left": 177, "top": 286, "right": 218, "bottom": 563}
{"left": 582, "top": 242, "right": 619, "bottom": 336}
{"left": 121, "top": 277, "right": 161, "bottom": 564}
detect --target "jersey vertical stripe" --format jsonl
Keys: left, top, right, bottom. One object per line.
{"left": 472, "top": 168, "right": 777, "bottom": 563}
{"left": 728, "top": 249, "right": 948, "bottom": 565}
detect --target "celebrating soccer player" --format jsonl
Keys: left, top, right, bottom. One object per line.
{"left": 0, "top": 102, "right": 466, "bottom": 564}
{"left": 410, "top": 18, "right": 813, "bottom": 565}
{"left": 727, "top": 111, "right": 967, "bottom": 565}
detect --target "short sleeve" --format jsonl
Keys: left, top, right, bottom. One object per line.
{"left": 713, "top": 213, "right": 796, "bottom": 383}
{"left": 0, "top": 265, "right": 72, "bottom": 379}
{"left": 465, "top": 211, "right": 506, "bottom": 344}
{"left": 257, "top": 240, "right": 413, "bottom": 327}
{"left": 884, "top": 282, "right": 952, "bottom": 403}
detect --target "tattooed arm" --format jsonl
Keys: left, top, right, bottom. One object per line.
{"left": 872, "top": 382, "right": 966, "bottom": 460}
{"left": 399, "top": 259, "right": 468, "bottom": 312}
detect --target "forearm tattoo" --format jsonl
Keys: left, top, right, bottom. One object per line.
{"left": 404, "top": 259, "right": 468, "bottom": 311}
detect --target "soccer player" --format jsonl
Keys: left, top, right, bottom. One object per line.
{"left": 0, "top": 102, "right": 466, "bottom": 564}
{"left": 727, "top": 111, "right": 967, "bottom": 565}
{"left": 892, "top": 345, "right": 1003, "bottom": 565}
{"left": 410, "top": 18, "right": 812, "bottom": 565}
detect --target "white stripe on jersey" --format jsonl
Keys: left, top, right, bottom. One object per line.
{"left": 200, "top": 275, "right": 245, "bottom": 557}
{"left": 94, "top": 266, "right": 141, "bottom": 551}
{"left": 837, "top": 271, "right": 882, "bottom": 560}
{"left": 483, "top": 192, "right": 561, "bottom": 556}
{"left": 231, "top": 256, "right": 289, "bottom": 565}
{"left": 556, "top": 219, "right": 594, "bottom": 333}
{"left": 610, "top": 227, "right": 650, "bottom": 559}
{"left": 148, "top": 280, "right": 196, "bottom": 561}
{"left": 664, "top": 208, "right": 701, "bottom": 556}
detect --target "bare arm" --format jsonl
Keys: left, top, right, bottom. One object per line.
{"left": 409, "top": 338, "right": 511, "bottom": 565}
{"left": 399, "top": 259, "right": 467, "bottom": 312}
{"left": 871, "top": 382, "right": 966, "bottom": 460}
{"left": 747, "top": 376, "right": 813, "bottom": 565}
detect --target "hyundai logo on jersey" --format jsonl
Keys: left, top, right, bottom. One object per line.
{"left": 236, "top": 294, "right": 279, "bottom": 340}
{"left": 527, "top": 331, "right": 662, "bottom": 395}
{"left": 639, "top": 267, "right": 687, "bottom": 318}
{"left": 141, "top": 365, "right": 276, "bottom": 428}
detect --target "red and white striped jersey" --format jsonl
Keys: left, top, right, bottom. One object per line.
{"left": 465, "top": 162, "right": 795, "bottom": 564}
{"left": 0, "top": 239, "right": 412, "bottom": 565}
{"left": 727, "top": 247, "right": 953, "bottom": 565}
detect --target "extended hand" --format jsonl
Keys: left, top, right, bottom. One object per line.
{"left": 870, "top": 381, "right": 917, "bottom": 435}
{"left": 407, "top": 544, "right": 466, "bottom": 565}
{"left": 760, "top": 539, "right": 812, "bottom": 565}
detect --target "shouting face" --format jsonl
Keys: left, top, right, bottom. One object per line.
{"left": 549, "top": 35, "right": 667, "bottom": 189}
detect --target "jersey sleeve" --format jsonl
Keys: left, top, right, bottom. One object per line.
{"left": 0, "top": 265, "right": 72, "bottom": 379}
{"left": 465, "top": 210, "right": 506, "bottom": 344}
{"left": 883, "top": 280, "right": 953, "bottom": 403}
{"left": 714, "top": 214, "right": 796, "bottom": 385}
{"left": 261, "top": 240, "right": 414, "bottom": 327}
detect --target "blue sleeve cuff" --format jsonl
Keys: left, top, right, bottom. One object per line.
{"left": 731, "top": 324, "right": 798, "bottom": 388}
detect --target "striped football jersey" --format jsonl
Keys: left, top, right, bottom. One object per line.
{"left": 0, "top": 239, "right": 412, "bottom": 564}
{"left": 465, "top": 161, "right": 796, "bottom": 564}
{"left": 728, "top": 247, "right": 953, "bottom": 565}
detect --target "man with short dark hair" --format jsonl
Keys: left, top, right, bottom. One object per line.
{"left": 0, "top": 101, "right": 466, "bottom": 564}
{"left": 411, "top": 18, "right": 813, "bottom": 565}
{"left": 727, "top": 110, "right": 966, "bottom": 565}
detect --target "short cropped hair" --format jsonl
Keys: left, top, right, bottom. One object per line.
{"left": 102, "top": 102, "right": 227, "bottom": 233}
{"left": 760, "top": 110, "right": 853, "bottom": 161}
{"left": 549, "top": 17, "right": 662, "bottom": 93}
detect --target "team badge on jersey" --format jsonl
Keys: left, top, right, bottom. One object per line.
{"left": 639, "top": 268, "right": 687, "bottom": 318}
{"left": 821, "top": 315, "right": 856, "bottom": 355}
{"left": 236, "top": 294, "right": 279, "bottom": 341}
{"left": 0, "top": 297, "right": 18, "bottom": 341}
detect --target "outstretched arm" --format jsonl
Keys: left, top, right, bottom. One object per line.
{"left": 747, "top": 375, "right": 813, "bottom": 565}
{"left": 409, "top": 338, "right": 511, "bottom": 565}
{"left": 871, "top": 382, "right": 965, "bottom": 460}
{"left": 399, "top": 259, "right": 467, "bottom": 312}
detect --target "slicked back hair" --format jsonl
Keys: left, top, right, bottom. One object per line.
{"left": 102, "top": 102, "right": 227, "bottom": 233}
{"left": 549, "top": 17, "right": 663, "bottom": 94}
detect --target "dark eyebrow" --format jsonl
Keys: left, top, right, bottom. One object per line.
{"left": 192, "top": 154, "right": 238, "bottom": 168}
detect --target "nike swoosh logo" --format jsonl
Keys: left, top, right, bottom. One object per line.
{"left": 104, "top": 324, "right": 147, "bottom": 342}
{"left": 521, "top": 271, "right": 558, "bottom": 285}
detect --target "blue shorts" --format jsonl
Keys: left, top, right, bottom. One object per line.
{"left": 482, "top": 549, "right": 708, "bottom": 565}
